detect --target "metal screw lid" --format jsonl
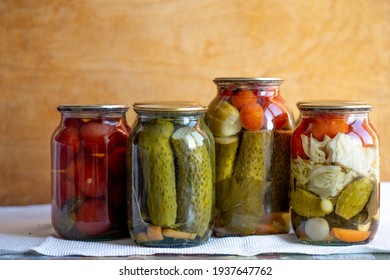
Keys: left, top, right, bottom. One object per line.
{"left": 213, "top": 77, "right": 283, "bottom": 85}
{"left": 57, "top": 104, "right": 130, "bottom": 112}
{"left": 297, "top": 101, "right": 372, "bottom": 112}
{"left": 133, "top": 101, "right": 207, "bottom": 114}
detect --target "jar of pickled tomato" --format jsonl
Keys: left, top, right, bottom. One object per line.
{"left": 290, "top": 101, "right": 380, "bottom": 245}
{"left": 51, "top": 104, "right": 131, "bottom": 240}
{"left": 128, "top": 102, "right": 215, "bottom": 247}
{"left": 205, "top": 77, "right": 295, "bottom": 236}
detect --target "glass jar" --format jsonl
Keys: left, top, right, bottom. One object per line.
{"left": 291, "top": 101, "right": 380, "bottom": 245}
{"left": 128, "top": 102, "right": 215, "bottom": 247}
{"left": 205, "top": 77, "right": 295, "bottom": 236}
{"left": 51, "top": 104, "right": 131, "bottom": 240}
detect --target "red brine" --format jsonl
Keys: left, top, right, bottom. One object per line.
{"left": 51, "top": 105, "right": 130, "bottom": 240}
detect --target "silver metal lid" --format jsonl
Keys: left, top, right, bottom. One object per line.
{"left": 57, "top": 104, "right": 129, "bottom": 112}
{"left": 297, "top": 101, "right": 372, "bottom": 112}
{"left": 133, "top": 101, "right": 207, "bottom": 114}
{"left": 213, "top": 77, "right": 283, "bottom": 85}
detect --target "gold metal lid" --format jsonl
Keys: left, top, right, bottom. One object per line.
{"left": 133, "top": 101, "right": 207, "bottom": 114}
{"left": 297, "top": 101, "right": 372, "bottom": 112}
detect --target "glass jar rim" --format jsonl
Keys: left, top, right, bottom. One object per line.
{"left": 297, "top": 101, "right": 372, "bottom": 112}
{"left": 213, "top": 77, "right": 283, "bottom": 85}
{"left": 133, "top": 101, "right": 207, "bottom": 114}
{"left": 57, "top": 104, "right": 129, "bottom": 113}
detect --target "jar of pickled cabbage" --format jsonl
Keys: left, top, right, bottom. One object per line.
{"left": 205, "top": 77, "right": 295, "bottom": 236}
{"left": 290, "top": 101, "right": 380, "bottom": 245}
{"left": 51, "top": 104, "right": 131, "bottom": 240}
{"left": 128, "top": 102, "right": 215, "bottom": 247}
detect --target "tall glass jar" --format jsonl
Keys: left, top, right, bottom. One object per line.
{"left": 128, "top": 102, "right": 215, "bottom": 247}
{"left": 205, "top": 77, "right": 295, "bottom": 236}
{"left": 51, "top": 104, "right": 130, "bottom": 240}
{"left": 291, "top": 101, "right": 380, "bottom": 245}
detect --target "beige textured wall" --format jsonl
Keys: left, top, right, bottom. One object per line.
{"left": 0, "top": 0, "right": 389, "bottom": 205}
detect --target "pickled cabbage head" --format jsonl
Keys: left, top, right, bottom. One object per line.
{"left": 301, "top": 134, "right": 330, "bottom": 164}
{"left": 307, "top": 164, "right": 356, "bottom": 199}
{"left": 325, "top": 133, "right": 377, "bottom": 178}
{"left": 291, "top": 156, "right": 314, "bottom": 188}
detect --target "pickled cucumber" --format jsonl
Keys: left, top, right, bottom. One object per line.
{"left": 199, "top": 117, "right": 216, "bottom": 191}
{"left": 171, "top": 126, "right": 213, "bottom": 237}
{"left": 233, "top": 130, "right": 273, "bottom": 181}
{"left": 138, "top": 120, "right": 177, "bottom": 226}
{"left": 215, "top": 136, "right": 239, "bottom": 183}
{"left": 290, "top": 187, "right": 333, "bottom": 218}
{"left": 269, "top": 130, "right": 292, "bottom": 212}
{"left": 216, "top": 176, "right": 268, "bottom": 235}
{"left": 365, "top": 181, "right": 379, "bottom": 222}
{"left": 205, "top": 100, "right": 242, "bottom": 137}
{"left": 335, "top": 177, "right": 374, "bottom": 220}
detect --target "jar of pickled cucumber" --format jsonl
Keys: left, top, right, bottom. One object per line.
{"left": 291, "top": 101, "right": 380, "bottom": 245}
{"left": 205, "top": 77, "right": 295, "bottom": 236}
{"left": 51, "top": 104, "right": 131, "bottom": 240}
{"left": 128, "top": 102, "right": 215, "bottom": 247}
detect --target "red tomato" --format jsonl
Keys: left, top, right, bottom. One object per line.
{"left": 240, "top": 102, "right": 265, "bottom": 131}
{"left": 65, "top": 156, "right": 79, "bottom": 183}
{"left": 311, "top": 115, "right": 349, "bottom": 141}
{"left": 68, "top": 156, "right": 108, "bottom": 198}
{"left": 54, "top": 119, "right": 81, "bottom": 149}
{"left": 63, "top": 117, "right": 83, "bottom": 129}
{"left": 52, "top": 126, "right": 80, "bottom": 169}
{"left": 263, "top": 100, "right": 289, "bottom": 130}
{"left": 106, "top": 147, "right": 127, "bottom": 179}
{"left": 75, "top": 199, "right": 111, "bottom": 236}
{"left": 52, "top": 172, "right": 80, "bottom": 208}
{"left": 80, "top": 121, "right": 117, "bottom": 154}
{"left": 231, "top": 90, "right": 258, "bottom": 110}
{"left": 291, "top": 118, "right": 311, "bottom": 159}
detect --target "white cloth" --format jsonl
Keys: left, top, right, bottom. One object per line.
{"left": 1, "top": 183, "right": 389, "bottom": 257}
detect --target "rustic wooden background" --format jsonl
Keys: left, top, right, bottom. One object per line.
{"left": 1, "top": 0, "right": 389, "bottom": 205}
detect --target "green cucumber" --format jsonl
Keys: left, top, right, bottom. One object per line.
{"left": 336, "top": 177, "right": 374, "bottom": 220}
{"left": 138, "top": 120, "right": 177, "bottom": 226}
{"left": 215, "top": 136, "right": 239, "bottom": 183}
{"left": 269, "top": 130, "right": 292, "bottom": 212}
{"left": 290, "top": 187, "right": 331, "bottom": 218}
{"left": 171, "top": 126, "right": 214, "bottom": 237}
{"left": 233, "top": 130, "right": 273, "bottom": 181}
{"left": 205, "top": 100, "right": 242, "bottom": 137}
